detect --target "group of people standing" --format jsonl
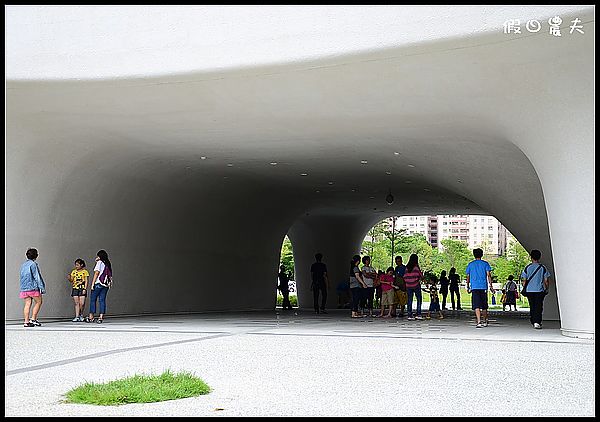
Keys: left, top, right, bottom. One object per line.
{"left": 313, "top": 247, "right": 551, "bottom": 329}
{"left": 348, "top": 253, "right": 446, "bottom": 320}
{"left": 19, "top": 248, "right": 113, "bottom": 327}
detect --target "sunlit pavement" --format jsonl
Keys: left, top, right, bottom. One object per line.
{"left": 5, "top": 310, "right": 594, "bottom": 416}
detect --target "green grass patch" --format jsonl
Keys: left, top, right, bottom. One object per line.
{"left": 64, "top": 370, "right": 211, "bottom": 406}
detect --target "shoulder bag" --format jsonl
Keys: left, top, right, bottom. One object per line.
{"left": 520, "top": 264, "right": 543, "bottom": 296}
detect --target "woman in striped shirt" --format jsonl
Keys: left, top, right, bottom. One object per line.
{"left": 404, "top": 254, "right": 424, "bottom": 320}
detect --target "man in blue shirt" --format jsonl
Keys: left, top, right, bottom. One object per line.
{"left": 521, "top": 249, "right": 552, "bottom": 329}
{"left": 465, "top": 248, "right": 495, "bottom": 328}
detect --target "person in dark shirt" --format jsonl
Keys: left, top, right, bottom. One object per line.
{"left": 448, "top": 267, "right": 462, "bottom": 310}
{"left": 310, "top": 253, "right": 329, "bottom": 314}
{"left": 439, "top": 270, "right": 450, "bottom": 310}
{"left": 394, "top": 256, "right": 407, "bottom": 317}
{"left": 278, "top": 265, "right": 293, "bottom": 310}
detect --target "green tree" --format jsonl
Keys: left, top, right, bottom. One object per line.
{"left": 440, "top": 239, "right": 472, "bottom": 275}
{"left": 396, "top": 233, "right": 436, "bottom": 271}
{"left": 490, "top": 255, "right": 513, "bottom": 284}
{"left": 361, "top": 220, "right": 388, "bottom": 270}
{"left": 381, "top": 217, "right": 407, "bottom": 268}
{"left": 507, "top": 238, "right": 530, "bottom": 277}
{"left": 430, "top": 247, "right": 450, "bottom": 275}
{"left": 280, "top": 235, "right": 295, "bottom": 279}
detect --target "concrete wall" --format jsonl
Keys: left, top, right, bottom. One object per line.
{"left": 6, "top": 6, "right": 594, "bottom": 338}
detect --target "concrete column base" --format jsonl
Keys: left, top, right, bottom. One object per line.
{"left": 561, "top": 328, "right": 594, "bottom": 340}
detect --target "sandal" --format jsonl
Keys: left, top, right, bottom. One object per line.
{"left": 96, "top": 318, "right": 103, "bottom": 324}
{"left": 84, "top": 317, "right": 94, "bottom": 323}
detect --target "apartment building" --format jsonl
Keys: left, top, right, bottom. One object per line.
{"left": 383, "top": 214, "right": 509, "bottom": 256}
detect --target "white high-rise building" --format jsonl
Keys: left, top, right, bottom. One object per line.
{"left": 396, "top": 215, "right": 429, "bottom": 237}
{"left": 389, "top": 214, "right": 509, "bottom": 256}
{"left": 437, "top": 214, "right": 469, "bottom": 248}
{"left": 467, "top": 215, "right": 507, "bottom": 256}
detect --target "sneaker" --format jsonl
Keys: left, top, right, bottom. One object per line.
{"left": 483, "top": 320, "right": 489, "bottom": 327}
{"left": 30, "top": 319, "right": 42, "bottom": 327}
{"left": 476, "top": 322, "right": 483, "bottom": 328}
{"left": 72, "top": 317, "right": 80, "bottom": 322}
{"left": 415, "top": 315, "right": 424, "bottom": 320}
{"left": 534, "top": 323, "right": 542, "bottom": 329}
{"left": 24, "top": 322, "right": 34, "bottom": 327}
{"left": 407, "top": 316, "right": 415, "bottom": 321}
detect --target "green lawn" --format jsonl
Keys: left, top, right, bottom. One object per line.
{"left": 64, "top": 370, "right": 211, "bottom": 406}
{"left": 277, "top": 287, "right": 529, "bottom": 310}
{"left": 429, "top": 287, "right": 528, "bottom": 310}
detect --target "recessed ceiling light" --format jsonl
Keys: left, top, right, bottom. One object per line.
{"left": 227, "top": 163, "right": 234, "bottom": 167}
{"left": 408, "top": 164, "right": 415, "bottom": 168}
{"left": 270, "top": 162, "right": 278, "bottom": 165}
{"left": 351, "top": 189, "right": 356, "bottom": 192}
{"left": 328, "top": 181, "right": 334, "bottom": 185}
{"left": 405, "top": 180, "right": 412, "bottom": 184}
{"left": 315, "top": 190, "right": 320, "bottom": 193}
{"left": 385, "top": 171, "right": 392, "bottom": 175}
{"left": 394, "top": 152, "right": 400, "bottom": 156}
{"left": 369, "top": 196, "right": 375, "bottom": 199}
{"left": 300, "top": 173, "right": 308, "bottom": 176}
{"left": 361, "top": 160, "right": 368, "bottom": 164}
{"left": 200, "top": 156, "right": 207, "bottom": 160}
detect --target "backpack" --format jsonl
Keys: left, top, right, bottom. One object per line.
{"left": 98, "top": 265, "right": 113, "bottom": 288}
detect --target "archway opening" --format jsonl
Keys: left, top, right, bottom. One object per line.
{"left": 275, "top": 235, "right": 297, "bottom": 310}
{"left": 354, "top": 213, "right": 531, "bottom": 315}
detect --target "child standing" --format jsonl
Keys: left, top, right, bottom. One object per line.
{"left": 375, "top": 270, "right": 383, "bottom": 311}
{"left": 503, "top": 275, "right": 518, "bottom": 312}
{"left": 423, "top": 276, "right": 444, "bottom": 320}
{"left": 68, "top": 259, "right": 89, "bottom": 322}
{"left": 379, "top": 267, "right": 397, "bottom": 318}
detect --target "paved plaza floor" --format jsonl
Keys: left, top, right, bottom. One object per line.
{"left": 5, "top": 309, "right": 595, "bottom": 417}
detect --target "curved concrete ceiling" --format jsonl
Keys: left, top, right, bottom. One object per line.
{"left": 6, "top": 6, "right": 595, "bottom": 337}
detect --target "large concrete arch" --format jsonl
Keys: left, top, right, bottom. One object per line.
{"left": 6, "top": 6, "right": 594, "bottom": 338}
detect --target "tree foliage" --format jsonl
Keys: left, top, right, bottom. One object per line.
{"left": 439, "top": 239, "right": 472, "bottom": 275}
{"left": 279, "top": 218, "right": 529, "bottom": 285}
{"left": 280, "top": 235, "right": 295, "bottom": 279}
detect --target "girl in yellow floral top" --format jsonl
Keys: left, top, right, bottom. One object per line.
{"left": 67, "top": 259, "right": 89, "bottom": 322}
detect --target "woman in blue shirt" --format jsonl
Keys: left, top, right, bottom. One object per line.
{"left": 19, "top": 248, "right": 46, "bottom": 327}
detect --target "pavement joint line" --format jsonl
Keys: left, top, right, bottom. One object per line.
{"left": 5, "top": 327, "right": 273, "bottom": 376}
{"left": 4, "top": 328, "right": 231, "bottom": 334}
{"left": 246, "top": 331, "right": 594, "bottom": 345}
